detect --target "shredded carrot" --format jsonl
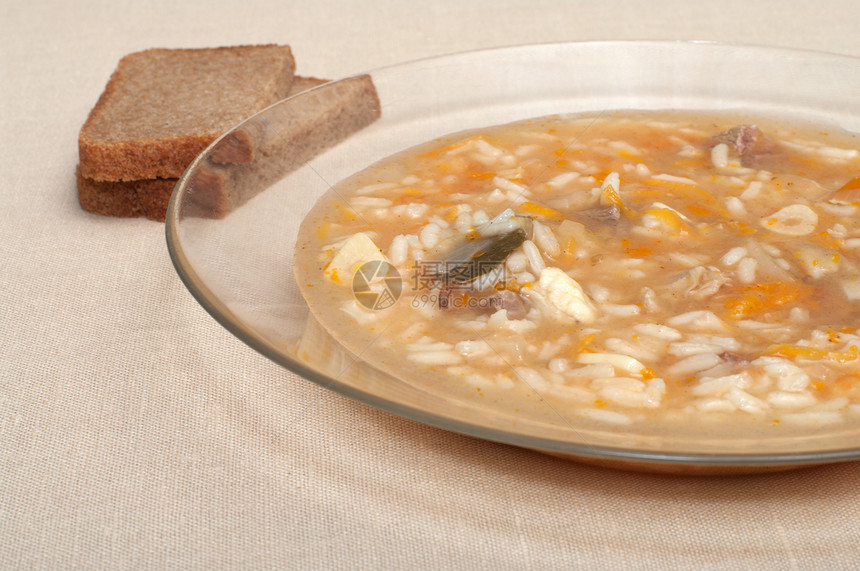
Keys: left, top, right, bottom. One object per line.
{"left": 640, "top": 179, "right": 729, "bottom": 217}
{"left": 685, "top": 204, "right": 716, "bottom": 217}
{"left": 617, "top": 149, "right": 643, "bottom": 163}
{"left": 727, "top": 220, "right": 757, "bottom": 235}
{"left": 839, "top": 176, "right": 860, "bottom": 191}
{"left": 620, "top": 238, "right": 653, "bottom": 258}
{"left": 625, "top": 247, "right": 653, "bottom": 258}
{"left": 516, "top": 201, "right": 565, "bottom": 221}
{"left": 765, "top": 345, "right": 859, "bottom": 365}
{"left": 724, "top": 282, "right": 815, "bottom": 320}
{"left": 469, "top": 171, "right": 496, "bottom": 180}
{"left": 643, "top": 207, "right": 690, "bottom": 235}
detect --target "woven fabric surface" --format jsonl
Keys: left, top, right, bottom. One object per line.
{"left": 2, "top": 1, "right": 859, "bottom": 568}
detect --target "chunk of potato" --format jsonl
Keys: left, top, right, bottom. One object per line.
{"left": 324, "top": 232, "right": 387, "bottom": 285}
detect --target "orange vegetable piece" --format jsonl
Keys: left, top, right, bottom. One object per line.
{"left": 517, "top": 201, "right": 565, "bottom": 221}
{"left": 839, "top": 176, "right": 860, "bottom": 191}
{"left": 469, "top": 171, "right": 496, "bottom": 180}
{"left": 724, "top": 282, "right": 815, "bottom": 320}
{"left": 643, "top": 207, "right": 690, "bottom": 235}
{"left": 766, "top": 345, "right": 859, "bottom": 365}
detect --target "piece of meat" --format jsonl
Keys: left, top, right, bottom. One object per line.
{"left": 663, "top": 266, "right": 729, "bottom": 300}
{"left": 583, "top": 204, "right": 621, "bottom": 222}
{"left": 711, "top": 124, "right": 782, "bottom": 168}
{"left": 714, "top": 125, "right": 765, "bottom": 156}
{"left": 492, "top": 289, "right": 530, "bottom": 319}
{"left": 719, "top": 351, "right": 749, "bottom": 366}
{"left": 438, "top": 287, "right": 530, "bottom": 319}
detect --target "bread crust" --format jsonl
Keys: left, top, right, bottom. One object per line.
{"left": 76, "top": 167, "right": 176, "bottom": 221}
{"left": 78, "top": 45, "right": 296, "bottom": 182}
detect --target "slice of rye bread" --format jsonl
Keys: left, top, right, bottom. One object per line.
{"left": 180, "top": 74, "right": 381, "bottom": 219}
{"left": 78, "top": 45, "right": 296, "bottom": 183}
{"left": 77, "top": 76, "right": 332, "bottom": 221}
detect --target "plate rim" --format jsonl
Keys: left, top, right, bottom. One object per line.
{"left": 166, "top": 40, "right": 860, "bottom": 471}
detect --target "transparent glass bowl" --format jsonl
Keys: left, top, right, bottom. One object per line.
{"left": 166, "top": 41, "right": 860, "bottom": 474}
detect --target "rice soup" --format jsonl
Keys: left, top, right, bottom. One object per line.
{"left": 295, "top": 110, "right": 860, "bottom": 437}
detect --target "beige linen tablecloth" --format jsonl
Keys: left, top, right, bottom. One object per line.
{"left": 3, "top": 1, "right": 859, "bottom": 568}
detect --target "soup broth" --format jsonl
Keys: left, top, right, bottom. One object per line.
{"left": 295, "top": 111, "right": 860, "bottom": 437}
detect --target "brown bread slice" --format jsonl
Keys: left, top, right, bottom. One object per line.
{"left": 288, "top": 76, "right": 330, "bottom": 94}
{"left": 78, "top": 45, "right": 296, "bottom": 182}
{"left": 77, "top": 74, "right": 331, "bottom": 221}
{"left": 76, "top": 168, "right": 176, "bottom": 221}
{"left": 209, "top": 76, "right": 329, "bottom": 166}
{"left": 181, "top": 74, "right": 381, "bottom": 219}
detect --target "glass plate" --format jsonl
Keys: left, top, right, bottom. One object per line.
{"left": 166, "top": 41, "right": 860, "bottom": 474}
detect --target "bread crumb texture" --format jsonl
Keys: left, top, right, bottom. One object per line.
{"left": 78, "top": 45, "right": 295, "bottom": 182}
